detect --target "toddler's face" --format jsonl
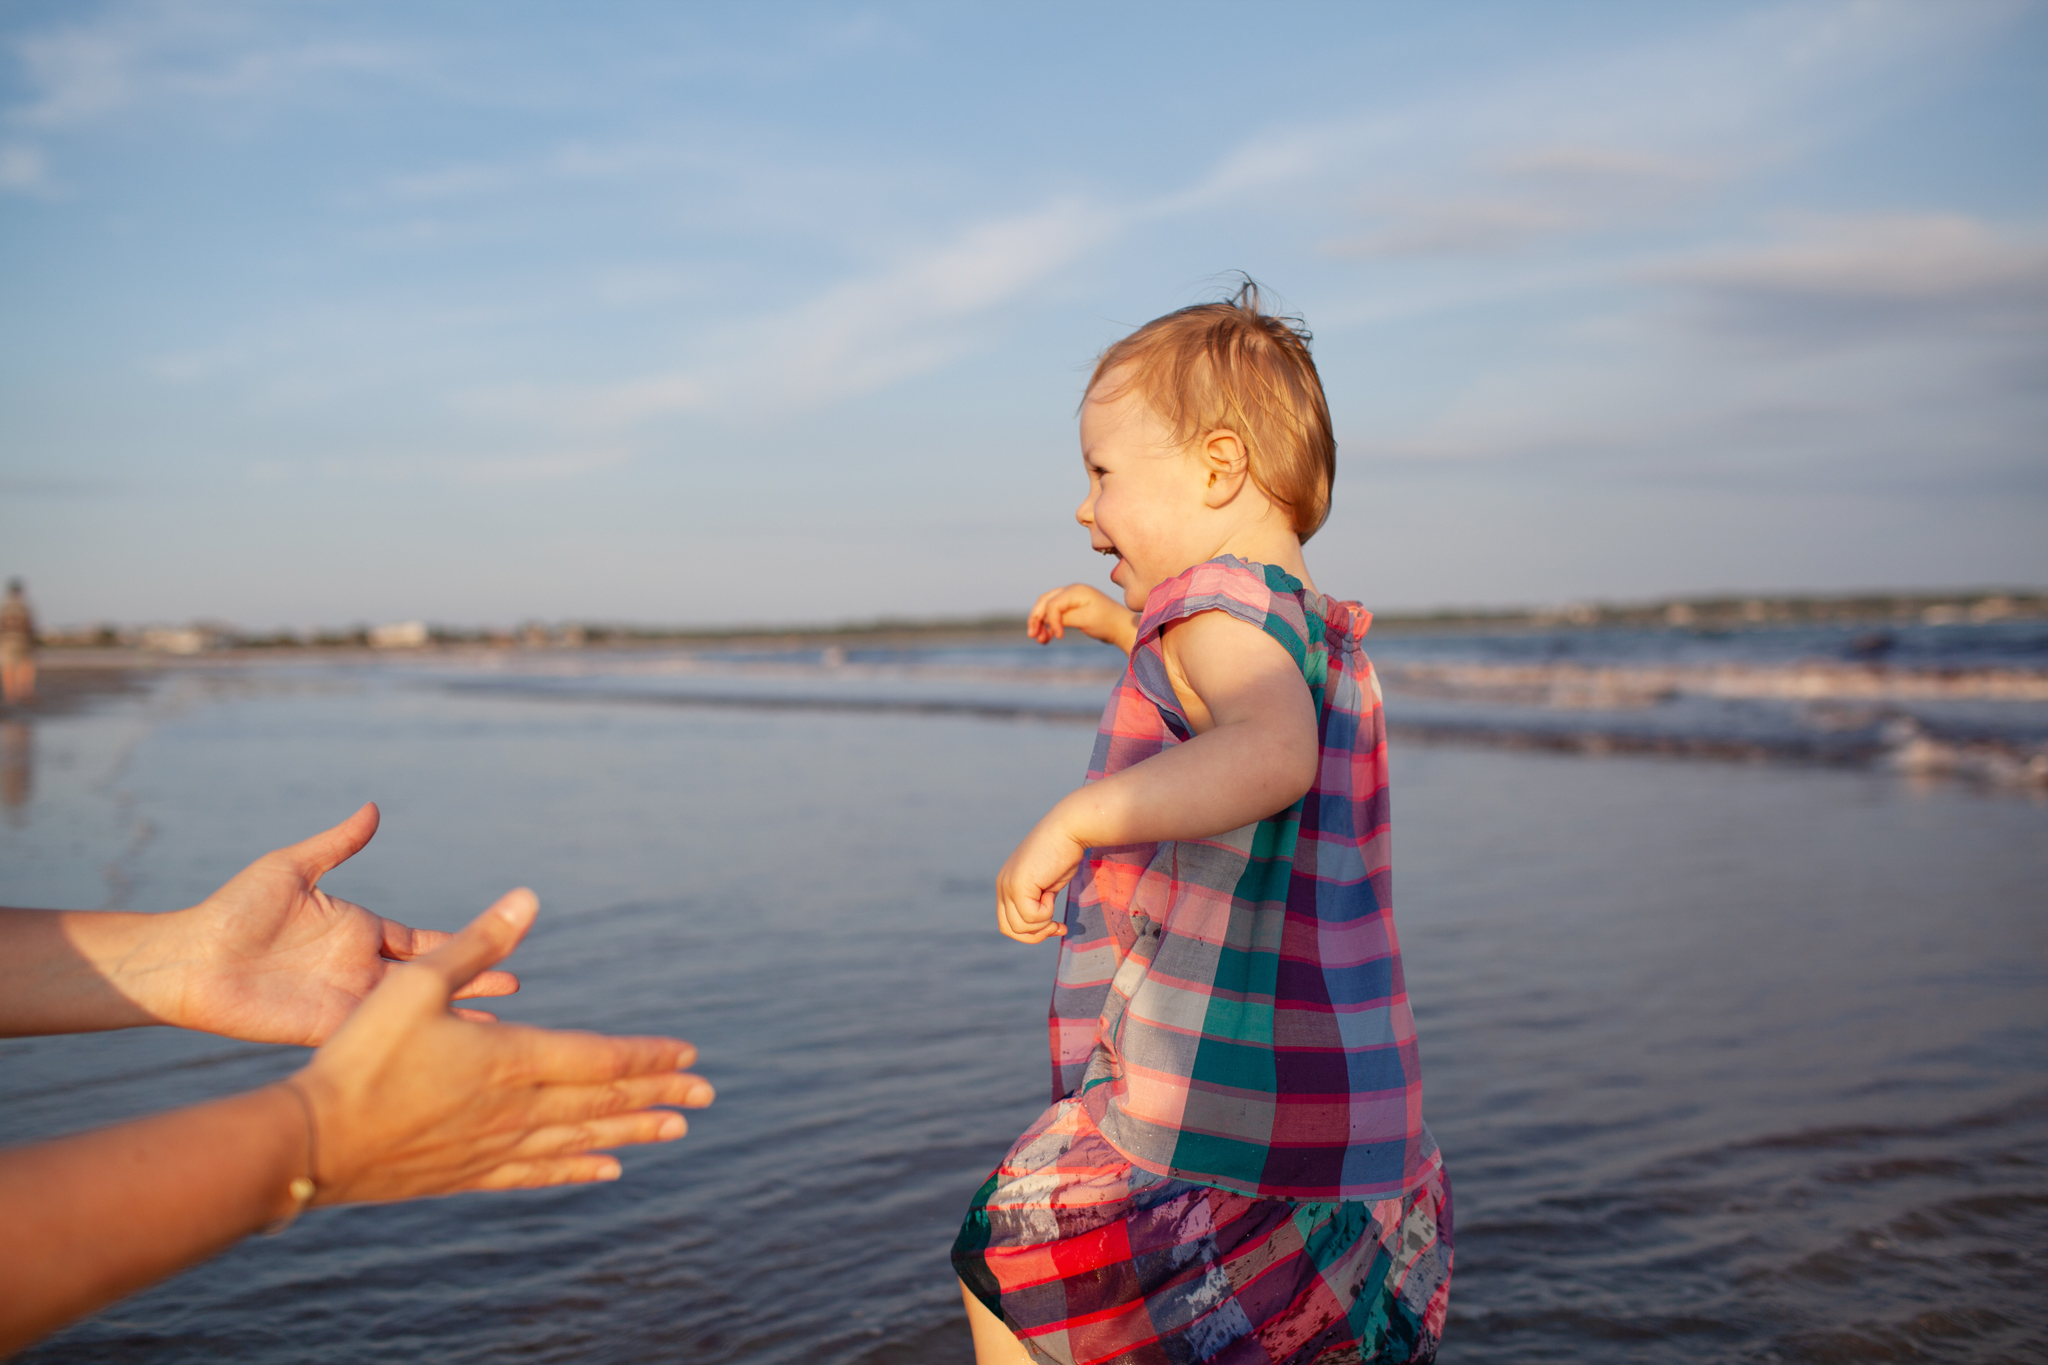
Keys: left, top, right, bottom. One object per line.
{"left": 1075, "top": 374, "right": 1216, "bottom": 612}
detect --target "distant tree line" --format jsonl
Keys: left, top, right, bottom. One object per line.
{"left": 30, "top": 591, "right": 2047, "bottom": 654}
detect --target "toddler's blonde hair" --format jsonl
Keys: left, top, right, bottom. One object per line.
{"left": 1087, "top": 278, "right": 1336, "bottom": 541}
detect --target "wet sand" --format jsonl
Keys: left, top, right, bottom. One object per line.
{"left": 0, "top": 657, "right": 154, "bottom": 718}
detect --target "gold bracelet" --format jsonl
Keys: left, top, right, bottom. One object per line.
{"left": 262, "top": 1078, "right": 320, "bottom": 1236}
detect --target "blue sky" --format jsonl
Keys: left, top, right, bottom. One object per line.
{"left": 2, "top": 1, "right": 2043, "bottom": 631}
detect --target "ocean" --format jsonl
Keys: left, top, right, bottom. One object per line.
{"left": 3, "top": 620, "right": 2044, "bottom": 1362}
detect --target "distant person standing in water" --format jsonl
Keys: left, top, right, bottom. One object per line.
{"left": 0, "top": 579, "right": 35, "bottom": 705}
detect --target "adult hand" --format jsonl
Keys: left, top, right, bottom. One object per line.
{"left": 160, "top": 803, "right": 519, "bottom": 1045}
{"left": 0, "top": 887, "right": 711, "bottom": 1357}
{"left": 297, "top": 888, "right": 712, "bottom": 1201}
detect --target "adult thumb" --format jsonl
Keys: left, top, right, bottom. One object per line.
{"left": 287, "top": 802, "right": 382, "bottom": 880}
{"left": 416, "top": 889, "right": 538, "bottom": 997}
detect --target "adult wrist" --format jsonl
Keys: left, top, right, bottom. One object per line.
{"left": 284, "top": 1064, "right": 360, "bottom": 1205}
{"left": 121, "top": 905, "right": 211, "bottom": 1032}
{"left": 260, "top": 1080, "right": 321, "bottom": 1234}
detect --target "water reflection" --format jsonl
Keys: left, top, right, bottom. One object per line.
{"left": 1, "top": 720, "right": 29, "bottom": 823}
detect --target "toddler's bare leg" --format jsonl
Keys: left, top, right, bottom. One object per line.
{"left": 960, "top": 1280, "right": 1035, "bottom": 1364}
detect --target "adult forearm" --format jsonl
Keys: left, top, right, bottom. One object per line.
{"left": 1053, "top": 719, "right": 1315, "bottom": 848}
{"left": 0, "top": 909, "right": 174, "bottom": 1037}
{"left": 0, "top": 1083, "right": 305, "bottom": 1356}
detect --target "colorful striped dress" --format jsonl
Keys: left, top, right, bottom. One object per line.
{"left": 955, "top": 556, "right": 1451, "bottom": 1365}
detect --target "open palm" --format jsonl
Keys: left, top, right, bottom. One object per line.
{"left": 169, "top": 804, "right": 519, "bottom": 1046}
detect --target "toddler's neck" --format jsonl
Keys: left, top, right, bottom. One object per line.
{"left": 1209, "top": 525, "right": 1317, "bottom": 596}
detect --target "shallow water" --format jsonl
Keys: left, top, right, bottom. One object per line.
{"left": 2, "top": 663, "right": 2044, "bottom": 1363}
{"left": 396, "top": 617, "right": 2048, "bottom": 778}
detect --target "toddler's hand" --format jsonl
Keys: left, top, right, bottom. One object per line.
{"left": 995, "top": 816, "right": 1084, "bottom": 945}
{"left": 1027, "top": 584, "right": 1138, "bottom": 654}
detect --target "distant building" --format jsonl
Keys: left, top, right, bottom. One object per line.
{"left": 140, "top": 625, "right": 233, "bottom": 655}
{"left": 1971, "top": 596, "right": 2014, "bottom": 622}
{"left": 369, "top": 620, "right": 430, "bottom": 649}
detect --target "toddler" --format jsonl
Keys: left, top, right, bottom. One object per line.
{"left": 952, "top": 283, "right": 1451, "bottom": 1365}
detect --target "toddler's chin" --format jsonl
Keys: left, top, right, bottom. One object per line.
{"left": 1108, "top": 558, "right": 1149, "bottom": 612}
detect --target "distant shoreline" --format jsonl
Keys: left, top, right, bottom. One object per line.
{"left": 26, "top": 587, "right": 2047, "bottom": 662}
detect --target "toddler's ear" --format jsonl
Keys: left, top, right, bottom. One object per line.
{"left": 1200, "top": 428, "right": 1250, "bottom": 508}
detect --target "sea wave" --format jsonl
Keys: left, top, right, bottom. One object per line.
{"left": 1377, "top": 660, "right": 2048, "bottom": 706}
{"left": 416, "top": 647, "right": 2048, "bottom": 790}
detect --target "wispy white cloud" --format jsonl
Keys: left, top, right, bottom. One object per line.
{"left": 1303, "top": 0, "right": 2006, "bottom": 259}
{"left": 0, "top": 0, "right": 415, "bottom": 211}
{"left": 379, "top": 141, "right": 688, "bottom": 203}
{"left": 0, "top": 1, "right": 414, "bottom": 223}
{"left": 763, "top": 197, "right": 1115, "bottom": 402}
{"left": 1348, "top": 209, "right": 2048, "bottom": 491}
{"left": 19, "top": 0, "right": 2033, "bottom": 518}
{"left": 1654, "top": 214, "right": 2048, "bottom": 348}
{"left": 459, "top": 195, "right": 1117, "bottom": 428}
{"left": 0, "top": 142, "right": 51, "bottom": 195}
{"left": 1150, "top": 122, "right": 1379, "bottom": 216}
{"left": 5, "top": 2, "right": 411, "bottom": 132}
{"left": 1327, "top": 196, "right": 1577, "bottom": 259}
{"left": 145, "top": 342, "right": 247, "bottom": 382}
{"left": 445, "top": 448, "right": 635, "bottom": 485}
{"left": 1324, "top": 147, "right": 1724, "bottom": 258}
{"left": 1495, "top": 146, "right": 1712, "bottom": 185}
{"left": 429, "top": 0, "right": 2034, "bottom": 480}
{"left": 246, "top": 445, "right": 632, "bottom": 486}
{"left": 0, "top": 473, "right": 111, "bottom": 496}
{"left": 9, "top": 9, "right": 148, "bottom": 126}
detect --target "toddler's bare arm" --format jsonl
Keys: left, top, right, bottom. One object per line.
{"left": 1026, "top": 583, "right": 1138, "bottom": 654}
{"left": 995, "top": 609, "right": 1317, "bottom": 943}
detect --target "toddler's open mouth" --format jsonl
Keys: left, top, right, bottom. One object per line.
{"left": 1099, "top": 543, "right": 1127, "bottom": 588}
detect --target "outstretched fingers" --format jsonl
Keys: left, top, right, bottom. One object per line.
{"left": 412, "top": 889, "right": 539, "bottom": 998}
{"left": 501, "top": 1023, "right": 700, "bottom": 1086}
{"left": 455, "top": 1073, "right": 713, "bottom": 1193}
{"left": 449, "top": 970, "right": 521, "bottom": 1000}
{"left": 379, "top": 918, "right": 521, "bottom": 1000}
{"left": 519, "top": 1071, "right": 714, "bottom": 1128}
{"left": 513, "top": 1109, "right": 692, "bottom": 1160}
{"left": 465, "top": 1156, "right": 628, "bottom": 1191}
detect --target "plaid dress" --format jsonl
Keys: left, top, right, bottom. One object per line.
{"left": 956, "top": 556, "right": 1450, "bottom": 1364}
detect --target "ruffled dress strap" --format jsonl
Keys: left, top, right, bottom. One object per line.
{"left": 1127, "top": 555, "right": 1327, "bottom": 738}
